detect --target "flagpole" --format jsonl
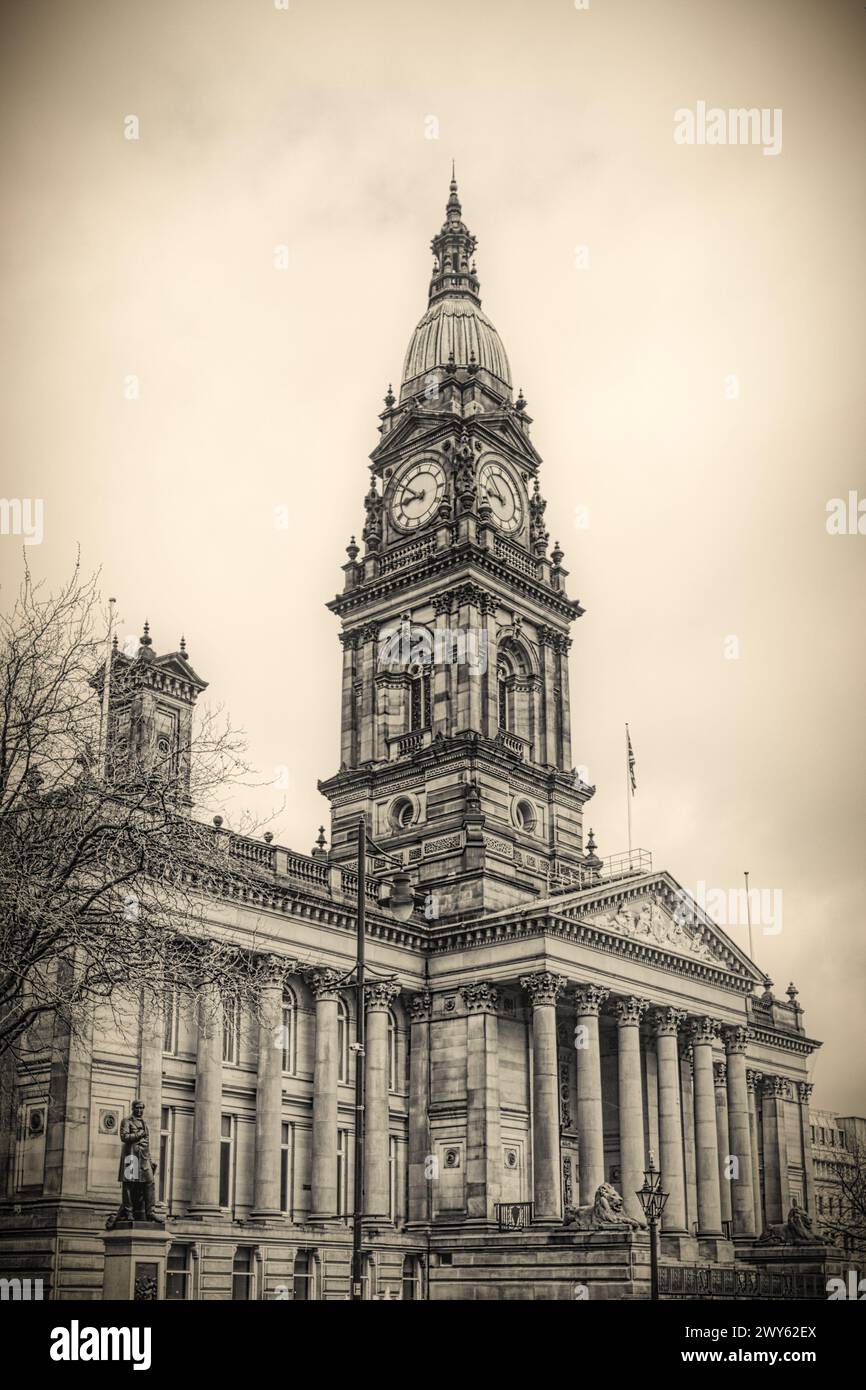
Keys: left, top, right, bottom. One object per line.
{"left": 626, "top": 723, "right": 632, "bottom": 858}
{"left": 97, "top": 597, "right": 116, "bottom": 780}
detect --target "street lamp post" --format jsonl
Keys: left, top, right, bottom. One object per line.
{"left": 636, "top": 1151, "right": 669, "bottom": 1301}
{"left": 349, "top": 815, "right": 416, "bottom": 1302}
{"left": 350, "top": 816, "right": 366, "bottom": 1302}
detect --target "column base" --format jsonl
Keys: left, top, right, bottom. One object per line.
{"left": 248, "top": 1209, "right": 287, "bottom": 1223}
{"left": 187, "top": 1206, "right": 223, "bottom": 1220}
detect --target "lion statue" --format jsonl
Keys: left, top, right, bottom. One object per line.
{"left": 564, "top": 1182, "right": 646, "bottom": 1231}
{"left": 757, "top": 1199, "right": 826, "bottom": 1247}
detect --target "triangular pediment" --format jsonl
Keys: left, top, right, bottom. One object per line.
{"left": 369, "top": 411, "right": 449, "bottom": 465}
{"left": 577, "top": 881, "right": 760, "bottom": 979}
{"left": 151, "top": 652, "right": 208, "bottom": 689}
{"left": 470, "top": 415, "right": 542, "bottom": 470}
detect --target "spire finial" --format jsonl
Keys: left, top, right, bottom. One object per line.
{"left": 140, "top": 620, "right": 152, "bottom": 648}
{"left": 179, "top": 635, "right": 187, "bottom": 656}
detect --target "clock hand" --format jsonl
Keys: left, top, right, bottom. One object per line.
{"left": 487, "top": 487, "right": 505, "bottom": 505}
{"left": 401, "top": 488, "right": 426, "bottom": 505}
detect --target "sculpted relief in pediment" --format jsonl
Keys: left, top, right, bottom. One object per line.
{"left": 586, "top": 898, "right": 717, "bottom": 964}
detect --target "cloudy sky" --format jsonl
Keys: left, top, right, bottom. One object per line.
{"left": 2, "top": 0, "right": 864, "bottom": 1112}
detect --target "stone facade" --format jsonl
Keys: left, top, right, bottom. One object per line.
{"left": 0, "top": 177, "right": 842, "bottom": 1300}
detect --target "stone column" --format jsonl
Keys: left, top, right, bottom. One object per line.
{"left": 521, "top": 972, "right": 567, "bottom": 1221}
{"left": 433, "top": 594, "right": 454, "bottom": 736}
{"left": 797, "top": 1081, "right": 816, "bottom": 1217}
{"left": 365, "top": 981, "right": 400, "bottom": 1219}
{"left": 762, "top": 1075, "right": 792, "bottom": 1223}
{"left": 573, "top": 984, "right": 609, "bottom": 1201}
{"left": 252, "top": 961, "right": 286, "bottom": 1219}
{"left": 615, "top": 995, "right": 649, "bottom": 1223}
{"left": 358, "top": 622, "right": 378, "bottom": 764}
{"left": 307, "top": 968, "right": 342, "bottom": 1220}
{"left": 190, "top": 981, "right": 223, "bottom": 1214}
{"left": 747, "top": 1069, "right": 764, "bottom": 1233}
{"left": 679, "top": 1042, "right": 698, "bottom": 1232}
{"left": 539, "top": 630, "right": 559, "bottom": 766}
{"left": 407, "top": 992, "right": 432, "bottom": 1223}
{"left": 724, "top": 1027, "right": 757, "bottom": 1238}
{"left": 653, "top": 1008, "right": 688, "bottom": 1233}
{"left": 713, "top": 1061, "right": 733, "bottom": 1231}
{"left": 338, "top": 630, "right": 358, "bottom": 767}
{"left": 689, "top": 1017, "right": 723, "bottom": 1236}
{"left": 462, "top": 982, "right": 502, "bottom": 1220}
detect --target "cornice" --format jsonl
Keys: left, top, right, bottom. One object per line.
{"left": 327, "top": 541, "right": 582, "bottom": 623}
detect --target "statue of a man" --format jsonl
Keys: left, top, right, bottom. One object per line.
{"left": 116, "top": 1099, "right": 158, "bottom": 1222}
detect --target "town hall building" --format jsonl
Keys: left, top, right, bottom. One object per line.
{"left": 0, "top": 176, "right": 844, "bottom": 1300}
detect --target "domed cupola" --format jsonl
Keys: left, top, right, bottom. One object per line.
{"left": 400, "top": 171, "right": 512, "bottom": 403}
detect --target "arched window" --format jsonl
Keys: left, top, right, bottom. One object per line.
{"left": 497, "top": 663, "right": 509, "bottom": 731}
{"left": 281, "top": 988, "right": 297, "bottom": 1075}
{"left": 388, "top": 1010, "right": 398, "bottom": 1093}
{"left": 497, "top": 641, "right": 527, "bottom": 734}
{"left": 337, "top": 997, "right": 350, "bottom": 1084}
{"left": 409, "top": 662, "right": 432, "bottom": 732}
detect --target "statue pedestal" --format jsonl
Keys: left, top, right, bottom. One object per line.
{"left": 103, "top": 1223, "right": 172, "bottom": 1301}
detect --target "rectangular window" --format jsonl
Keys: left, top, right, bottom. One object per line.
{"left": 223, "top": 999, "right": 240, "bottom": 1064}
{"left": 280, "top": 1122, "right": 293, "bottom": 1215}
{"left": 231, "top": 1247, "right": 255, "bottom": 1301}
{"left": 336, "top": 1129, "right": 349, "bottom": 1217}
{"left": 158, "top": 1107, "right": 174, "bottom": 1207}
{"left": 219, "top": 1114, "right": 235, "bottom": 1209}
{"left": 293, "top": 1250, "right": 315, "bottom": 1302}
{"left": 280, "top": 1003, "right": 295, "bottom": 1074}
{"left": 165, "top": 1244, "right": 191, "bottom": 1300}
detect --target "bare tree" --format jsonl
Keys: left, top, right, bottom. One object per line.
{"left": 0, "top": 557, "right": 274, "bottom": 1059}
{"left": 820, "top": 1143, "right": 866, "bottom": 1256}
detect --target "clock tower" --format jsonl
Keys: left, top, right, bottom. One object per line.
{"left": 319, "top": 175, "right": 595, "bottom": 917}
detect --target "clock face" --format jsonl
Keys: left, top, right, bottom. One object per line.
{"left": 479, "top": 461, "right": 523, "bottom": 534}
{"left": 390, "top": 458, "right": 446, "bottom": 531}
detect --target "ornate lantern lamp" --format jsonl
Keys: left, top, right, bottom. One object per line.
{"left": 636, "top": 1151, "right": 669, "bottom": 1301}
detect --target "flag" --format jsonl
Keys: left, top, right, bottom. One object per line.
{"left": 626, "top": 724, "right": 636, "bottom": 795}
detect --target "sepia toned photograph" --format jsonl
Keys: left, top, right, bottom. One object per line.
{"left": 0, "top": 0, "right": 864, "bottom": 1360}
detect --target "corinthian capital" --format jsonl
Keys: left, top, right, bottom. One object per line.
{"left": 713, "top": 1060, "right": 727, "bottom": 1089}
{"left": 365, "top": 980, "right": 401, "bottom": 1012}
{"left": 304, "top": 967, "right": 343, "bottom": 1003}
{"left": 614, "top": 995, "right": 650, "bottom": 1028}
{"left": 765, "top": 1074, "right": 792, "bottom": 1100}
{"left": 746, "top": 1068, "right": 763, "bottom": 1094}
{"left": 407, "top": 991, "right": 432, "bottom": 1023}
{"left": 461, "top": 981, "right": 499, "bottom": 1014}
{"left": 689, "top": 1016, "right": 721, "bottom": 1046}
{"left": 723, "top": 1025, "right": 754, "bottom": 1056}
{"left": 797, "top": 1081, "right": 814, "bottom": 1105}
{"left": 520, "top": 972, "right": 567, "bottom": 1007}
{"left": 652, "top": 1006, "right": 687, "bottom": 1037}
{"left": 573, "top": 983, "right": 609, "bottom": 1017}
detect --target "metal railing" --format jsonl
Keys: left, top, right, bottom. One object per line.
{"left": 548, "top": 849, "right": 652, "bottom": 894}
